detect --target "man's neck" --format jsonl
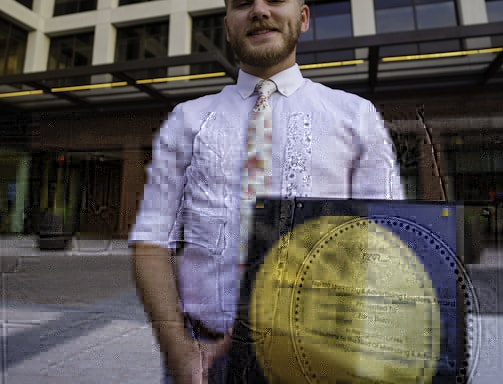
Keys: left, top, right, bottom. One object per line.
{"left": 240, "top": 58, "right": 297, "bottom": 79}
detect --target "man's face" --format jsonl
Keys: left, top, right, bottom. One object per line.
{"left": 225, "top": 0, "right": 310, "bottom": 76}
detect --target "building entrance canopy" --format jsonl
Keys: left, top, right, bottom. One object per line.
{"left": 0, "top": 22, "right": 502, "bottom": 113}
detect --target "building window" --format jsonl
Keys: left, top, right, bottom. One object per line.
{"left": 115, "top": 22, "right": 169, "bottom": 79}
{"left": 486, "top": 0, "right": 503, "bottom": 47}
{"left": 15, "top": 0, "right": 33, "bottom": 8}
{"left": 192, "top": 12, "right": 235, "bottom": 74}
{"left": 486, "top": 0, "right": 503, "bottom": 22}
{"left": 298, "top": 0, "right": 354, "bottom": 65}
{"left": 375, "top": 0, "right": 460, "bottom": 57}
{"left": 0, "top": 19, "right": 28, "bottom": 76}
{"left": 53, "top": 0, "right": 97, "bottom": 16}
{"left": 445, "top": 145, "right": 503, "bottom": 201}
{"left": 375, "top": 0, "right": 458, "bottom": 33}
{"left": 119, "top": 0, "right": 156, "bottom": 4}
{"left": 48, "top": 33, "right": 94, "bottom": 70}
{"left": 47, "top": 32, "right": 94, "bottom": 86}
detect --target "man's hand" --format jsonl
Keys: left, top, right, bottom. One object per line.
{"left": 167, "top": 329, "right": 233, "bottom": 384}
{"left": 133, "top": 243, "right": 233, "bottom": 383}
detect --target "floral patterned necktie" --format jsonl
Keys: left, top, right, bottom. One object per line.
{"left": 239, "top": 79, "right": 278, "bottom": 265}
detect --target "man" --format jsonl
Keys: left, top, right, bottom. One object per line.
{"left": 130, "top": 0, "right": 404, "bottom": 383}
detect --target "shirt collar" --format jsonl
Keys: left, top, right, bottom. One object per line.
{"left": 236, "top": 64, "right": 304, "bottom": 99}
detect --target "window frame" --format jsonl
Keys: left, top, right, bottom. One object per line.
{"left": 53, "top": 0, "right": 98, "bottom": 17}
{"left": 374, "top": 0, "right": 461, "bottom": 57}
{"left": 374, "top": 0, "right": 459, "bottom": 32}
{"left": 191, "top": 11, "right": 235, "bottom": 73}
{"left": 119, "top": 0, "right": 156, "bottom": 5}
{"left": 46, "top": 32, "right": 94, "bottom": 87}
{"left": 15, "top": 0, "right": 33, "bottom": 9}
{"left": 486, "top": 0, "right": 503, "bottom": 22}
{"left": 298, "top": 0, "right": 355, "bottom": 64}
{"left": 115, "top": 21, "right": 170, "bottom": 63}
{"left": 114, "top": 21, "right": 170, "bottom": 80}
{"left": 0, "top": 18, "right": 28, "bottom": 76}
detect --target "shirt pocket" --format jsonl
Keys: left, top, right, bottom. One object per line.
{"left": 187, "top": 127, "right": 227, "bottom": 204}
{"left": 181, "top": 208, "right": 225, "bottom": 255}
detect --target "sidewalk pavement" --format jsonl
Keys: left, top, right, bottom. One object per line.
{"left": 1, "top": 236, "right": 164, "bottom": 384}
{"left": 1, "top": 236, "right": 503, "bottom": 383}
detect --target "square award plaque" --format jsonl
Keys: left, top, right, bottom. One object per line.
{"left": 227, "top": 198, "right": 480, "bottom": 384}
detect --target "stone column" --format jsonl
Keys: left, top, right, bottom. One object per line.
{"left": 11, "top": 155, "right": 30, "bottom": 233}
{"left": 24, "top": 31, "right": 50, "bottom": 73}
{"left": 456, "top": 0, "right": 490, "bottom": 49}
{"left": 168, "top": 11, "right": 192, "bottom": 76}
{"left": 23, "top": 0, "right": 54, "bottom": 73}
{"left": 97, "top": 0, "right": 119, "bottom": 10}
{"left": 351, "top": 0, "right": 376, "bottom": 59}
{"left": 92, "top": 0, "right": 118, "bottom": 83}
{"left": 118, "top": 147, "right": 147, "bottom": 238}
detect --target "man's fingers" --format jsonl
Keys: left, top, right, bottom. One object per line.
{"left": 215, "top": 330, "right": 233, "bottom": 358}
{"left": 202, "top": 329, "right": 233, "bottom": 369}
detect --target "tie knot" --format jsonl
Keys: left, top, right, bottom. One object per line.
{"left": 253, "top": 79, "right": 277, "bottom": 112}
{"left": 255, "top": 79, "right": 277, "bottom": 99}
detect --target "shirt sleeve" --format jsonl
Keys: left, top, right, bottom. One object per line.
{"left": 351, "top": 100, "right": 405, "bottom": 200}
{"left": 129, "top": 105, "right": 194, "bottom": 249}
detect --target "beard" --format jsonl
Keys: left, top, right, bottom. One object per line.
{"left": 229, "top": 17, "right": 302, "bottom": 68}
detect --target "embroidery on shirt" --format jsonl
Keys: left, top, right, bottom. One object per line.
{"left": 197, "top": 112, "right": 218, "bottom": 152}
{"left": 283, "top": 112, "right": 312, "bottom": 198}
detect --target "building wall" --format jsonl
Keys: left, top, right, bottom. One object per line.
{"left": 24, "top": 85, "right": 502, "bottom": 238}
{"left": 33, "top": 110, "right": 161, "bottom": 238}
{"left": 375, "top": 86, "right": 503, "bottom": 202}
{"left": 1, "top": 0, "right": 501, "bottom": 236}
{"left": 2, "top": 0, "right": 492, "bottom": 74}
{"left": 3, "top": 0, "right": 226, "bottom": 74}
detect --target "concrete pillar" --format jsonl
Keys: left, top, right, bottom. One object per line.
{"left": 351, "top": 0, "right": 375, "bottom": 61}
{"left": 40, "top": 157, "right": 50, "bottom": 211}
{"left": 12, "top": 155, "right": 30, "bottom": 233}
{"left": 457, "top": 0, "right": 489, "bottom": 24}
{"left": 351, "top": 0, "right": 376, "bottom": 35}
{"left": 24, "top": 0, "right": 54, "bottom": 73}
{"left": 91, "top": 23, "right": 117, "bottom": 83}
{"left": 118, "top": 147, "right": 146, "bottom": 238}
{"left": 457, "top": 0, "right": 490, "bottom": 49}
{"left": 92, "top": 24, "right": 116, "bottom": 66}
{"left": 23, "top": 30, "right": 51, "bottom": 73}
{"left": 97, "top": 0, "right": 119, "bottom": 10}
{"left": 32, "top": 0, "right": 56, "bottom": 17}
{"left": 92, "top": 1, "right": 117, "bottom": 82}
{"left": 53, "top": 164, "right": 65, "bottom": 216}
{"left": 95, "top": 0, "right": 118, "bottom": 64}
{"left": 168, "top": 11, "right": 192, "bottom": 76}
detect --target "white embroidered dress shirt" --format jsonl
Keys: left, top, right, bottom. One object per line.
{"left": 130, "top": 64, "right": 404, "bottom": 334}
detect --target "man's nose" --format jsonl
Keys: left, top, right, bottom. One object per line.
{"left": 250, "top": 0, "right": 271, "bottom": 19}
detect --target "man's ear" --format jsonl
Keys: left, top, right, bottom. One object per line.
{"left": 224, "top": 16, "right": 230, "bottom": 43}
{"left": 300, "top": 4, "right": 310, "bottom": 34}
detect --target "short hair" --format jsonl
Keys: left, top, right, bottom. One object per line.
{"left": 225, "top": 0, "right": 305, "bottom": 8}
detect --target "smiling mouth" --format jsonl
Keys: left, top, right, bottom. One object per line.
{"left": 247, "top": 27, "right": 278, "bottom": 36}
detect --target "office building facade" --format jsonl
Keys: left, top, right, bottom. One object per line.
{"left": 0, "top": 0, "right": 502, "bottom": 238}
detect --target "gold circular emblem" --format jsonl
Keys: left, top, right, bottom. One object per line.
{"left": 249, "top": 216, "right": 441, "bottom": 384}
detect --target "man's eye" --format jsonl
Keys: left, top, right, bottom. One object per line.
{"left": 232, "top": 0, "right": 283, "bottom": 8}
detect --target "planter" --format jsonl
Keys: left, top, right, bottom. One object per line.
{"left": 37, "top": 213, "right": 73, "bottom": 250}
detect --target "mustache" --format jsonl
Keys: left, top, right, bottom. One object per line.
{"left": 246, "top": 23, "right": 279, "bottom": 34}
